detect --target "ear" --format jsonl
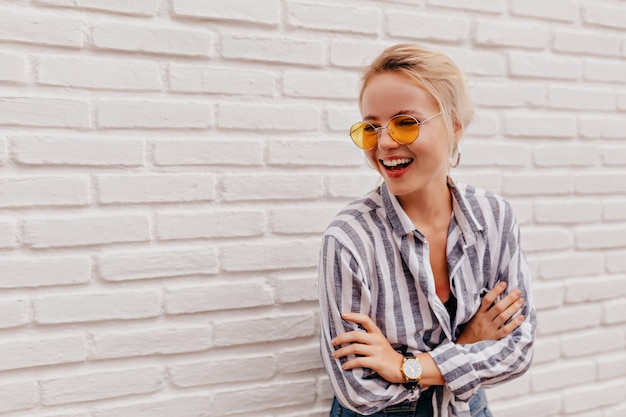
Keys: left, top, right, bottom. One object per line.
{"left": 452, "top": 120, "right": 463, "bottom": 148}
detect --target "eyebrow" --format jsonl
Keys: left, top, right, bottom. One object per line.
{"left": 363, "top": 109, "right": 424, "bottom": 121}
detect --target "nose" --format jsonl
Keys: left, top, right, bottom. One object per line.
{"left": 377, "top": 128, "right": 400, "bottom": 150}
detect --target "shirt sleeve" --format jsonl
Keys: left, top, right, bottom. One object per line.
{"left": 318, "top": 233, "right": 418, "bottom": 414}
{"left": 429, "top": 215, "right": 537, "bottom": 402}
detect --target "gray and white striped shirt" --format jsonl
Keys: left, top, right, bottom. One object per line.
{"left": 319, "top": 178, "right": 536, "bottom": 417}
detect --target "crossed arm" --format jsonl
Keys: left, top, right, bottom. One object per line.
{"left": 331, "top": 281, "right": 525, "bottom": 386}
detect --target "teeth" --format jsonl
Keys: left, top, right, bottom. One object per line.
{"left": 382, "top": 158, "right": 412, "bottom": 167}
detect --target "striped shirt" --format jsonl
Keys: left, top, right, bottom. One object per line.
{"left": 318, "top": 178, "right": 536, "bottom": 417}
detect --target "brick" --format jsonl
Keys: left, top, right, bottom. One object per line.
{"left": 284, "top": 70, "right": 360, "bottom": 99}
{"left": 604, "top": 299, "right": 626, "bottom": 324}
{"left": 172, "top": 0, "right": 280, "bottom": 25}
{"left": 582, "top": 3, "right": 626, "bottom": 30}
{"left": 24, "top": 215, "right": 149, "bottom": 248}
{"left": 35, "top": 0, "right": 158, "bottom": 15}
{"left": 474, "top": 20, "right": 548, "bottom": 49}
{"left": 606, "top": 250, "right": 626, "bottom": 273}
{"left": 534, "top": 199, "right": 602, "bottom": 224}
{"left": 169, "top": 64, "right": 274, "bottom": 95}
{"left": 279, "top": 344, "right": 323, "bottom": 373}
{"left": 561, "top": 328, "right": 624, "bottom": 358}
{"left": 602, "top": 146, "right": 626, "bottom": 166}
{"left": 532, "top": 282, "right": 564, "bottom": 310}
{"left": 538, "top": 252, "right": 604, "bottom": 280}
{"left": 584, "top": 59, "right": 626, "bottom": 83}
{"left": 12, "top": 136, "right": 144, "bottom": 166}
{"left": 477, "top": 393, "right": 561, "bottom": 417}
{"left": 566, "top": 276, "right": 626, "bottom": 303}
{"left": 41, "top": 367, "right": 163, "bottom": 405}
{"left": 270, "top": 205, "right": 342, "bottom": 235}
{"left": 521, "top": 227, "right": 572, "bottom": 252}
{"left": 510, "top": 0, "right": 577, "bottom": 22}
{"left": 0, "top": 219, "right": 17, "bottom": 248}
{"left": 0, "top": 336, "right": 86, "bottom": 371}
{"left": 157, "top": 210, "right": 264, "bottom": 240}
{"left": 562, "top": 380, "right": 626, "bottom": 413}
{"left": 537, "top": 304, "right": 601, "bottom": 335}
{"left": 504, "top": 113, "right": 576, "bottom": 138}
{"left": 0, "top": 10, "right": 82, "bottom": 47}
{"left": 287, "top": 2, "right": 381, "bottom": 35}
{"left": 532, "top": 360, "right": 595, "bottom": 391}
{"left": 597, "top": 352, "right": 626, "bottom": 380}
{"left": 426, "top": 0, "right": 503, "bottom": 13}
{"left": 0, "top": 256, "right": 90, "bottom": 288}
{"left": 221, "top": 239, "right": 319, "bottom": 272}
{"left": 327, "top": 173, "right": 383, "bottom": 198}
{"left": 97, "top": 100, "right": 212, "bottom": 129}
{"left": 0, "top": 97, "right": 89, "bottom": 128}
{"left": 387, "top": 12, "right": 470, "bottom": 43}
{"left": 464, "top": 112, "right": 499, "bottom": 137}
{"left": 580, "top": 117, "right": 626, "bottom": 139}
{"left": 620, "top": 93, "right": 626, "bottom": 110}
{"left": 213, "top": 313, "right": 315, "bottom": 346}
{"left": 93, "top": 23, "right": 212, "bottom": 57}
{"left": 604, "top": 198, "right": 626, "bottom": 221}
{"left": 443, "top": 48, "right": 506, "bottom": 76}
{"left": 221, "top": 34, "right": 324, "bottom": 66}
{"left": 99, "top": 247, "right": 218, "bottom": 281}
{"left": 327, "top": 106, "right": 364, "bottom": 132}
{"left": 274, "top": 274, "right": 318, "bottom": 303}
{"left": 218, "top": 102, "right": 319, "bottom": 131}
{"left": 509, "top": 53, "right": 581, "bottom": 80}
{"left": 33, "top": 291, "right": 161, "bottom": 324}
{"left": 170, "top": 354, "right": 276, "bottom": 387}
{"left": 154, "top": 139, "right": 262, "bottom": 166}
{"left": 575, "top": 172, "right": 626, "bottom": 195}
{"left": 221, "top": 174, "right": 322, "bottom": 202}
{"left": 0, "top": 176, "right": 88, "bottom": 208}
{"left": 509, "top": 199, "right": 533, "bottom": 225}
{"left": 532, "top": 337, "right": 560, "bottom": 364}
{"left": 501, "top": 173, "right": 572, "bottom": 196}
{"left": 92, "top": 396, "right": 212, "bottom": 417}
{"left": 165, "top": 281, "right": 273, "bottom": 314}
{"left": 38, "top": 56, "right": 162, "bottom": 91}
{"left": 0, "top": 137, "right": 5, "bottom": 165}
{"left": 575, "top": 225, "right": 626, "bottom": 250}
{"left": 548, "top": 86, "right": 615, "bottom": 111}
{"left": 463, "top": 142, "right": 530, "bottom": 168}
{"left": 97, "top": 174, "right": 215, "bottom": 204}
{"left": 554, "top": 29, "right": 623, "bottom": 57}
{"left": 268, "top": 140, "right": 362, "bottom": 167}
{"left": 212, "top": 380, "right": 316, "bottom": 415}
{"left": 533, "top": 145, "right": 599, "bottom": 167}
{"left": 0, "top": 381, "right": 37, "bottom": 413}
{"left": 0, "top": 299, "right": 29, "bottom": 329}
{"left": 91, "top": 327, "right": 211, "bottom": 360}
{"left": 329, "top": 41, "right": 389, "bottom": 68}
{"left": 0, "top": 52, "right": 29, "bottom": 84}
{"left": 486, "top": 373, "right": 530, "bottom": 401}
{"left": 471, "top": 83, "right": 545, "bottom": 108}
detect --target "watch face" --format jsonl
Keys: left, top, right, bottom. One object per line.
{"left": 403, "top": 358, "right": 422, "bottom": 379}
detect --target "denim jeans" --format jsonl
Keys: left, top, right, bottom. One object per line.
{"left": 330, "top": 388, "right": 493, "bottom": 417}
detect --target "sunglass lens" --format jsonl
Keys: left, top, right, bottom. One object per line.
{"left": 350, "top": 122, "right": 377, "bottom": 149}
{"left": 389, "top": 116, "right": 419, "bottom": 144}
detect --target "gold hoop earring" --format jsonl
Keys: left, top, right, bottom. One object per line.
{"left": 450, "top": 144, "right": 461, "bottom": 168}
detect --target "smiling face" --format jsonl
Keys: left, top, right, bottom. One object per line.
{"left": 360, "top": 71, "right": 453, "bottom": 204}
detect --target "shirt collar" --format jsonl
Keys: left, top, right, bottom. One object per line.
{"left": 380, "top": 177, "right": 484, "bottom": 242}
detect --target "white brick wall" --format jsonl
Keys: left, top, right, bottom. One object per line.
{"left": 0, "top": 1, "right": 623, "bottom": 416}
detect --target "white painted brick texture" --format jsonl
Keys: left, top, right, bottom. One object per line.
{"left": 0, "top": 1, "right": 623, "bottom": 416}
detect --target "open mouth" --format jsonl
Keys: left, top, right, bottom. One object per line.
{"left": 381, "top": 158, "right": 413, "bottom": 171}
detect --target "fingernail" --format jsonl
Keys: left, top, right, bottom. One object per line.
{"left": 498, "top": 282, "right": 506, "bottom": 289}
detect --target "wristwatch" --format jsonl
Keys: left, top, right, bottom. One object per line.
{"left": 400, "top": 354, "right": 423, "bottom": 389}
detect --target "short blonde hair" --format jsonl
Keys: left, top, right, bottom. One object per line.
{"left": 359, "top": 44, "right": 474, "bottom": 150}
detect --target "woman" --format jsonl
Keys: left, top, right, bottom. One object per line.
{"left": 318, "top": 44, "right": 536, "bottom": 417}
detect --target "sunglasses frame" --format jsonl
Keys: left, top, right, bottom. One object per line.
{"left": 350, "top": 112, "right": 442, "bottom": 150}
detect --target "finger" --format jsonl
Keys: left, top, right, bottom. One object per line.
{"left": 493, "top": 298, "right": 524, "bottom": 328}
{"left": 332, "top": 343, "right": 371, "bottom": 360}
{"left": 341, "top": 356, "right": 371, "bottom": 371}
{"left": 487, "top": 289, "right": 522, "bottom": 320}
{"left": 341, "top": 312, "right": 379, "bottom": 333}
{"left": 495, "top": 314, "right": 525, "bottom": 339}
{"left": 331, "top": 329, "right": 370, "bottom": 347}
{"left": 480, "top": 281, "right": 507, "bottom": 312}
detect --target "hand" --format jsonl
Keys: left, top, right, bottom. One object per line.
{"left": 331, "top": 312, "right": 405, "bottom": 383}
{"left": 456, "top": 281, "right": 525, "bottom": 344}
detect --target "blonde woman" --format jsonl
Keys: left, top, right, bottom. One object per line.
{"left": 319, "top": 44, "right": 536, "bottom": 417}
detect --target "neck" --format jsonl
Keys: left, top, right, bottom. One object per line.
{"left": 396, "top": 178, "right": 452, "bottom": 231}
